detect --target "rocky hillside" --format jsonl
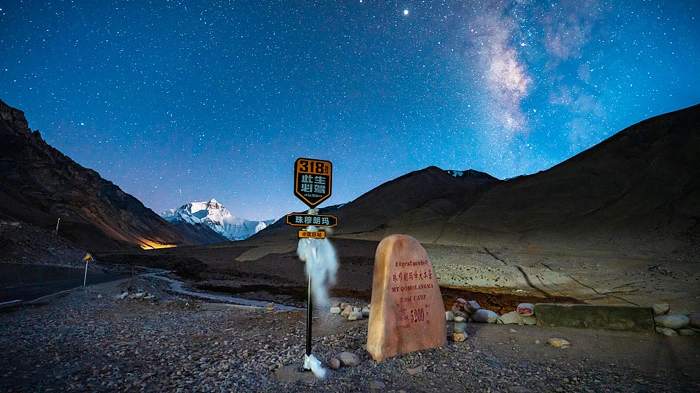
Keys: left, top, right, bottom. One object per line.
{"left": 253, "top": 104, "right": 700, "bottom": 259}
{"left": 0, "top": 99, "right": 191, "bottom": 251}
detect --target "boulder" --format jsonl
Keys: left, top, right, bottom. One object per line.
{"left": 654, "top": 314, "right": 690, "bottom": 329}
{"left": 655, "top": 326, "right": 678, "bottom": 336}
{"left": 466, "top": 300, "right": 481, "bottom": 314}
{"left": 348, "top": 311, "right": 363, "bottom": 321}
{"left": 652, "top": 303, "right": 670, "bottom": 315}
{"left": 452, "top": 298, "right": 467, "bottom": 312}
{"left": 547, "top": 337, "right": 571, "bottom": 349}
{"left": 453, "top": 332, "right": 468, "bottom": 342}
{"left": 445, "top": 311, "right": 455, "bottom": 321}
{"left": 688, "top": 312, "right": 700, "bottom": 328}
{"left": 498, "top": 311, "right": 524, "bottom": 325}
{"left": 341, "top": 305, "right": 353, "bottom": 317}
{"left": 454, "top": 321, "right": 467, "bottom": 333}
{"left": 516, "top": 303, "right": 535, "bottom": 316}
{"left": 329, "top": 306, "right": 342, "bottom": 315}
{"left": 678, "top": 328, "right": 697, "bottom": 336}
{"left": 472, "top": 309, "right": 499, "bottom": 324}
{"left": 328, "top": 357, "right": 341, "bottom": 370}
{"left": 338, "top": 351, "right": 361, "bottom": 367}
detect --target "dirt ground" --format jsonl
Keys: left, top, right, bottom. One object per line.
{"left": 2, "top": 277, "right": 698, "bottom": 393}
{"left": 151, "top": 235, "right": 699, "bottom": 315}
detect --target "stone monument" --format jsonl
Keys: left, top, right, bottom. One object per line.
{"left": 366, "top": 234, "right": 446, "bottom": 361}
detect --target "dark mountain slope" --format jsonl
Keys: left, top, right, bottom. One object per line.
{"left": 425, "top": 104, "right": 700, "bottom": 253}
{"left": 0, "top": 99, "right": 191, "bottom": 251}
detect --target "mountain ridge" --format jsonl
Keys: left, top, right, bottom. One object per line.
{"left": 162, "top": 199, "right": 275, "bottom": 241}
{"left": 0, "top": 99, "right": 192, "bottom": 251}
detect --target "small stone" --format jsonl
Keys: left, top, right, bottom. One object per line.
{"left": 497, "top": 311, "right": 523, "bottom": 325}
{"left": 266, "top": 302, "right": 275, "bottom": 312}
{"left": 453, "top": 316, "right": 466, "bottom": 323}
{"left": 407, "top": 365, "right": 424, "bottom": 375}
{"left": 655, "top": 326, "right": 678, "bottom": 336}
{"left": 472, "top": 309, "right": 499, "bottom": 324}
{"left": 547, "top": 337, "right": 570, "bottom": 349}
{"left": 652, "top": 303, "right": 670, "bottom": 315}
{"left": 119, "top": 292, "right": 129, "bottom": 300}
{"left": 465, "top": 300, "right": 481, "bottom": 314}
{"left": 516, "top": 303, "right": 535, "bottom": 316}
{"left": 348, "top": 311, "right": 363, "bottom": 321}
{"left": 453, "top": 332, "right": 468, "bottom": 342}
{"left": 678, "top": 328, "right": 696, "bottom": 336}
{"left": 329, "top": 306, "right": 342, "bottom": 315}
{"left": 134, "top": 292, "right": 145, "bottom": 300}
{"left": 362, "top": 307, "right": 371, "bottom": 317}
{"left": 445, "top": 311, "right": 455, "bottom": 321}
{"left": 452, "top": 298, "right": 467, "bottom": 312}
{"left": 688, "top": 312, "right": 700, "bottom": 328}
{"left": 522, "top": 316, "right": 537, "bottom": 325}
{"left": 328, "top": 357, "right": 341, "bottom": 370}
{"left": 332, "top": 301, "right": 341, "bottom": 307}
{"left": 341, "top": 305, "right": 353, "bottom": 317}
{"left": 370, "top": 380, "right": 386, "bottom": 390}
{"left": 338, "top": 351, "right": 360, "bottom": 367}
{"left": 453, "top": 310, "right": 467, "bottom": 318}
{"left": 454, "top": 321, "right": 467, "bottom": 333}
{"left": 654, "top": 314, "right": 690, "bottom": 329}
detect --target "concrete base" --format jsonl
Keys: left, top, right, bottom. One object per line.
{"left": 535, "top": 303, "right": 654, "bottom": 332}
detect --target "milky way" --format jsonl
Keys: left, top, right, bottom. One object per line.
{"left": 1, "top": 0, "right": 698, "bottom": 220}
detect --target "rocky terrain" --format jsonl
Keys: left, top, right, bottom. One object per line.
{"left": 1, "top": 277, "right": 698, "bottom": 393}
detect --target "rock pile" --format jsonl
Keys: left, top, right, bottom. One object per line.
{"left": 329, "top": 301, "right": 370, "bottom": 321}
{"left": 652, "top": 303, "right": 700, "bottom": 337}
{"left": 117, "top": 289, "right": 158, "bottom": 302}
{"left": 330, "top": 297, "right": 700, "bottom": 341}
{"left": 445, "top": 298, "right": 538, "bottom": 341}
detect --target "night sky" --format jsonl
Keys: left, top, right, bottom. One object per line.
{"left": 2, "top": 1, "right": 698, "bottom": 220}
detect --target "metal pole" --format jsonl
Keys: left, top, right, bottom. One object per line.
{"left": 83, "top": 258, "right": 89, "bottom": 287}
{"left": 306, "top": 274, "right": 312, "bottom": 356}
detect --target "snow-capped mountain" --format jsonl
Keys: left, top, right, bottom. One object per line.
{"left": 161, "top": 199, "right": 275, "bottom": 241}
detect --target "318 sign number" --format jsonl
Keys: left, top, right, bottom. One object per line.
{"left": 297, "top": 159, "right": 330, "bottom": 175}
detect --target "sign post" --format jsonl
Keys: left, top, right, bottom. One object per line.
{"left": 288, "top": 157, "right": 337, "bottom": 370}
{"left": 82, "top": 253, "right": 92, "bottom": 287}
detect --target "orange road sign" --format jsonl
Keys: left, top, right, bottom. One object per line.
{"left": 294, "top": 158, "right": 332, "bottom": 208}
{"left": 298, "top": 230, "right": 326, "bottom": 239}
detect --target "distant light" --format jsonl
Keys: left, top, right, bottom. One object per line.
{"left": 403, "top": 9, "right": 409, "bottom": 16}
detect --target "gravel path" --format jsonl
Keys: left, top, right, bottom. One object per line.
{"left": 1, "top": 277, "right": 698, "bottom": 393}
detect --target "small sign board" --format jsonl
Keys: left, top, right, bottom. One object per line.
{"left": 299, "top": 230, "right": 326, "bottom": 239}
{"left": 286, "top": 213, "right": 338, "bottom": 227}
{"left": 294, "top": 158, "right": 332, "bottom": 208}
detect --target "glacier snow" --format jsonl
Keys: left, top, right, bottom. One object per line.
{"left": 161, "top": 199, "right": 275, "bottom": 241}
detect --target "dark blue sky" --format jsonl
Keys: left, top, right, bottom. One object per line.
{"left": 2, "top": 0, "right": 698, "bottom": 220}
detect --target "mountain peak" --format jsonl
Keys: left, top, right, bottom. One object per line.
{"left": 162, "top": 199, "right": 275, "bottom": 241}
